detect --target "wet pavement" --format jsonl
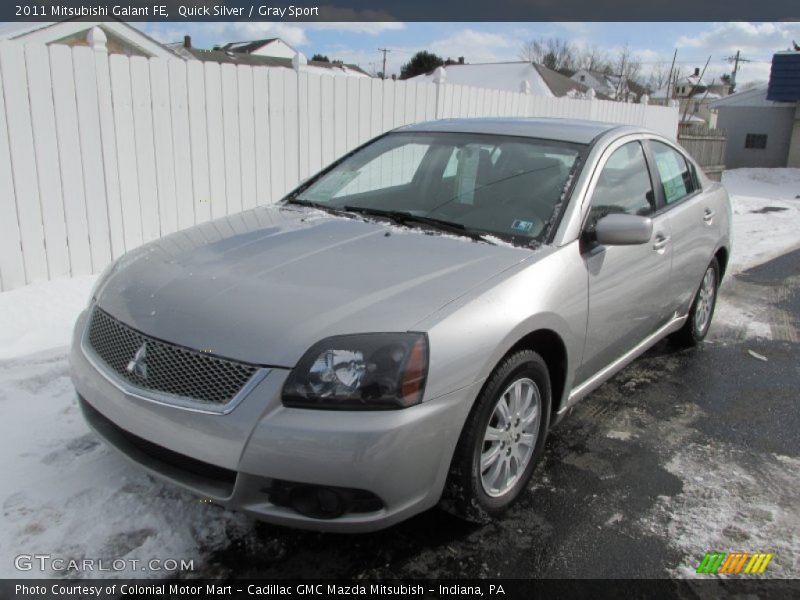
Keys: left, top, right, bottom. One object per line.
{"left": 207, "top": 249, "right": 800, "bottom": 579}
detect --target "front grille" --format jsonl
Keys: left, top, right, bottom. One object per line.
{"left": 86, "top": 307, "right": 259, "bottom": 407}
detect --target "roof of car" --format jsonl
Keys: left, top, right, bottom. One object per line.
{"left": 397, "top": 117, "right": 627, "bottom": 145}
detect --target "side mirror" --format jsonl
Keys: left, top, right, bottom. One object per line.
{"left": 595, "top": 213, "right": 653, "bottom": 246}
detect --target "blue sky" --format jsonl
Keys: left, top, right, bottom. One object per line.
{"left": 141, "top": 21, "right": 799, "bottom": 85}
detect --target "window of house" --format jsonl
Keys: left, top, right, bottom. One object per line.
{"left": 649, "top": 141, "right": 696, "bottom": 205}
{"left": 580, "top": 75, "right": 586, "bottom": 82}
{"left": 744, "top": 134, "right": 767, "bottom": 150}
{"left": 587, "top": 142, "right": 654, "bottom": 229}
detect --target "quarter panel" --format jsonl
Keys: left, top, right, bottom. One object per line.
{"left": 417, "top": 242, "right": 588, "bottom": 409}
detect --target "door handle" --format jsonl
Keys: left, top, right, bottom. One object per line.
{"left": 703, "top": 209, "right": 715, "bottom": 224}
{"left": 653, "top": 235, "right": 670, "bottom": 252}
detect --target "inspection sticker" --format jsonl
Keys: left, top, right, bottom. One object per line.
{"left": 511, "top": 219, "right": 534, "bottom": 233}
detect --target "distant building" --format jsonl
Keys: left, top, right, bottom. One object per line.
{"left": 711, "top": 51, "right": 800, "bottom": 169}
{"left": 215, "top": 38, "right": 298, "bottom": 59}
{"left": 0, "top": 20, "right": 176, "bottom": 59}
{"left": 169, "top": 36, "right": 372, "bottom": 78}
{"left": 410, "top": 61, "right": 597, "bottom": 98}
{"left": 570, "top": 68, "right": 636, "bottom": 101}
{"left": 651, "top": 67, "right": 730, "bottom": 127}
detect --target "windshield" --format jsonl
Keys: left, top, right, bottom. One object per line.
{"left": 289, "top": 131, "right": 584, "bottom": 245}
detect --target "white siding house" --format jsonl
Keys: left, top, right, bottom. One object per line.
{"left": 410, "top": 61, "right": 592, "bottom": 97}
{"left": 0, "top": 21, "right": 176, "bottom": 59}
{"left": 710, "top": 86, "right": 797, "bottom": 169}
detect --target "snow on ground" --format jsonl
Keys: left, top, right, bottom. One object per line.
{"left": 712, "top": 168, "right": 800, "bottom": 341}
{"left": 0, "top": 276, "right": 97, "bottom": 361}
{"left": 723, "top": 168, "right": 800, "bottom": 273}
{"left": 0, "top": 168, "right": 798, "bottom": 578}
{"left": 643, "top": 442, "right": 800, "bottom": 578}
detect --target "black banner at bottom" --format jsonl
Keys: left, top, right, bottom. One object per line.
{"left": 2, "top": 579, "right": 799, "bottom": 600}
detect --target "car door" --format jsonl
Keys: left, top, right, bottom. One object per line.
{"left": 576, "top": 139, "right": 673, "bottom": 384}
{"left": 645, "top": 139, "right": 719, "bottom": 316}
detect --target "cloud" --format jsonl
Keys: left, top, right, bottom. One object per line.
{"left": 427, "top": 28, "right": 518, "bottom": 63}
{"left": 676, "top": 22, "right": 800, "bottom": 54}
{"left": 304, "top": 22, "right": 405, "bottom": 35}
{"left": 195, "top": 21, "right": 406, "bottom": 50}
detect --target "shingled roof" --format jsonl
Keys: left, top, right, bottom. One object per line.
{"left": 185, "top": 48, "right": 371, "bottom": 77}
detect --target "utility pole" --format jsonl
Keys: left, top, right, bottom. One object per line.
{"left": 378, "top": 48, "right": 391, "bottom": 80}
{"left": 666, "top": 49, "right": 678, "bottom": 99}
{"left": 725, "top": 50, "right": 751, "bottom": 88}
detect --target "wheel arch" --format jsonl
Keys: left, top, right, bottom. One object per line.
{"left": 714, "top": 245, "right": 729, "bottom": 281}
{"left": 504, "top": 328, "right": 569, "bottom": 419}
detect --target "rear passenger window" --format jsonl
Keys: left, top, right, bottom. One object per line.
{"left": 649, "top": 141, "right": 696, "bottom": 205}
{"left": 588, "top": 141, "right": 654, "bottom": 229}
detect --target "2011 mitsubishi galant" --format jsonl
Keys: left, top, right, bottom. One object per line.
{"left": 70, "top": 118, "right": 731, "bottom": 532}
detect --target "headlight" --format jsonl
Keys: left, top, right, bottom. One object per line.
{"left": 282, "top": 333, "right": 429, "bottom": 410}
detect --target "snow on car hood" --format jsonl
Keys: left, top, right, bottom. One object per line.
{"left": 94, "top": 205, "right": 531, "bottom": 367}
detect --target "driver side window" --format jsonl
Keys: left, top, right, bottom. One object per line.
{"left": 588, "top": 141, "right": 654, "bottom": 230}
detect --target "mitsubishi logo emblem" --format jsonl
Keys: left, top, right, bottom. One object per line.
{"left": 126, "top": 343, "right": 148, "bottom": 379}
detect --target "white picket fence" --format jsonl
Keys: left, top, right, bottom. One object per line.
{"left": 0, "top": 41, "right": 679, "bottom": 292}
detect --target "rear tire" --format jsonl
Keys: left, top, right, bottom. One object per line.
{"left": 441, "top": 350, "right": 551, "bottom": 522}
{"left": 671, "top": 257, "right": 720, "bottom": 347}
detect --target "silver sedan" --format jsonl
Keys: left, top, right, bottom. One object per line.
{"left": 70, "top": 118, "right": 731, "bottom": 531}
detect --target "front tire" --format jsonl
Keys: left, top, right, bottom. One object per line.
{"left": 441, "top": 350, "right": 551, "bottom": 521}
{"left": 672, "top": 257, "right": 720, "bottom": 347}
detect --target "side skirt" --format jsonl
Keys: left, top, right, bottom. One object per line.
{"left": 560, "top": 314, "right": 688, "bottom": 412}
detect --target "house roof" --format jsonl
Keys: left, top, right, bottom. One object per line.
{"left": 217, "top": 38, "right": 282, "bottom": 54}
{"left": 185, "top": 48, "right": 370, "bottom": 77}
{"left": 0, "top": 20, "right": 176, "bottom": 59}
{"left": 532, "top": 64, "right": 596, "bottom": 98}
{"left": 710, "top": 85, "right": 795, "bottom": 109}
{"left": 410, "top": 61, "right": 595, "bottom": 98}
{"left": 581, "top": 69, "right": 621, "bottom": 85}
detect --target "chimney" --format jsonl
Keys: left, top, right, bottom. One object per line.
{"left": 183, "top": 35, "right": 192, "bottom": 49}
{"left": 694, "top": 67, "right": 700, "bottom": 77}
{"left": 458, "top": 56, "right": 464, "bottom": 64}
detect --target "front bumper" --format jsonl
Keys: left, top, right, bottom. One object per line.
{"left": 69, "top": 310, "right": 476, "bottom": 532}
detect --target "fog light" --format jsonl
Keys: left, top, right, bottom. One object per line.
{"left": 289, "top": 486, "right": 346, "bottom": 519}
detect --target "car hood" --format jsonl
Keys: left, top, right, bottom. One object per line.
{"left": 94, "top": 205, "right": 532, "bottom": 367}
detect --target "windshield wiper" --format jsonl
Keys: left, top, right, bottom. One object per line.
{"left": 343, "top": 206, "right": 494, "bottom": 244}
{"left": 285, "top": 198, "right": 351, "bottom": 217}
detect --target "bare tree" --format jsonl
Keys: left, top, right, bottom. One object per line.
{"left": 575, "top": 45, "right": 609, "bottom": 72}
{"left": 612, "top": 44, "right": 643, "bottom": 101}
{"left": 646, "top": 62, "right": 672, "bottom": 94}
{"left": 519, "top": 37, "right": 577, "bottom": 73}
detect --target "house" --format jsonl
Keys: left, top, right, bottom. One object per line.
{"left": 170, "top": 36, "right": 371, "bottom": 78}
{"left": 710, "top": 51, "right": 800, "bottom": 169}
{"left": 215, "top": 38, "right": 298, "bottom": 59}
{"left": 651, "top": 67, "right": 730, "bottom": 127}
{"left": 571, "top": 68, "right": 635, "bottom": 101}
{"left": 0, "top": 20, "right": 176, "bottom": 59}
{"left": 410, "top": 61, "right": 596, "bottom": 98}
